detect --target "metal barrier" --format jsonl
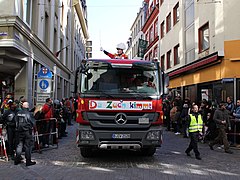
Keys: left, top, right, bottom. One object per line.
{"left": 33, "top": 118, "right": 58, "bottom": 153}
{"left": 0, "top": 124, "right": 8, "bottom": 161}
{"left": 227, "top": 118, "right": 240, "bottom": 148}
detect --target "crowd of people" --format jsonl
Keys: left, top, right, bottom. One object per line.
{"left": 0, "top": 94, "right": 77, "bottom": 166}
{"left": 163, "top": 95, "right": 240, "bottom": 159}
{"left": 1, "top": 92, "right": 240, "bottom": 164}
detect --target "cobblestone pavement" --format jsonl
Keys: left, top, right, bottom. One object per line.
{"left": 1, "top": 123, "right": 240, "bottom": 180}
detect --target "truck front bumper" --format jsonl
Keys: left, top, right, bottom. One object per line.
{"left": 76, "top": 126, "right": 163, "bottom": 149}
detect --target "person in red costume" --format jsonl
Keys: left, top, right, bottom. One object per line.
{"left": 41, "top": 98, "right": 54, "bottom": 148}
{"left": 101, "top": 43, "right": 128, "bottom": 59}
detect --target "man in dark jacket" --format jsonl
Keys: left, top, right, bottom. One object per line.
{"left": 14, "top": 102, "right": 36, "bottom": 166}
{"left": 209, "top": 102, "right": 233, "bottom": 154}
{"left": 2, "top": 101, "right": 17, "bottom": 159}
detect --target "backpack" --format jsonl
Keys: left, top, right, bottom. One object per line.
{"left": 34, "top": 111, "right": 44, "bottom": 120}
{"left": 16, "top": 114, "right": 31, "bottom": 131}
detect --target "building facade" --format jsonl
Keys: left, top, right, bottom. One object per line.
{"left": 126, "top": 4, "right": 145, "bottom": 59}
{"left": 159, "top": 0, "right": 240, "bottom": 104}
{"left": 0, "top": 0, "right": 89, "bottom": 107}
{"left": 142, "top": 0, "right": 159, "bottom": 61}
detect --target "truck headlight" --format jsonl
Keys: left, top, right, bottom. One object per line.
{"left": 80, "top": 131, "right": 95, "bottom": 140}
{"left": 146, "top": 131, "right": 160, "bottom": 140}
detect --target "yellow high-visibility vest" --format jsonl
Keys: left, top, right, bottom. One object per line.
{"left": 189, "top": 114, "right": 203, "bottom": 133}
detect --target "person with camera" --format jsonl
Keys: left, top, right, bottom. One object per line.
{"left": 209, "top": 102, "right": 233, "bottom": 154}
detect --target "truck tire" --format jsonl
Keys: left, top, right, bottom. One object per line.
{"left": 141, "top": 147, "right": 156, "bottom": 156}
{"left": 80, "top": 147, "right": 93, "bottom": 158}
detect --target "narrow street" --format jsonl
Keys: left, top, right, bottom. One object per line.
{"left": 0, "top": 123, "right": 240, "bottom": 180}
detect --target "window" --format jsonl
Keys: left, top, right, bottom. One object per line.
{"left": 150, "top": 25, "right": 154, "bottom": 43}
{"left": 174, "top": 44, "right": 180, "bottom": 65}
{"left": 23, "top": 0, "right": 32, "bottom": 26}
{"left": 154, "top": 19, "right": 158, "bottom": 38}
{"left": 154, "top": 46, "right": 158, "bottom": 58}
{"left": 185, "top": 3, "right": 194, "bottom": 28}
{"left": 173, "top": 2, "right": 179, "bottom": 25}
{"left": 149, "top": 51, "right": 152, "bottom": 61}
{"left": 166, "top": 13, "right": 171, "bottom": 33}
{"left": 199, "top": 22, "right": 209, "bottom": 52}
{"left": 146, "top": 32, "right": 149, "bottom": 43}
{"left": 160, "top": 0, "right": 164, "bottom": 6}
{"left": 167, "top": 50, "right": 171, "bottom": 69}
{"left": 160, "top": 21, "right": 165, "bottom": 39}
{"left": 44, "top": 12, "right": 49, "bottom": 47}
{"left": 161, "top": 55, "right": 165, "bottom": 70}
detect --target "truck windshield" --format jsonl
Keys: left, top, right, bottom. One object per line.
{"left": 80, "top": 61, "right": 160, "bottom": 96}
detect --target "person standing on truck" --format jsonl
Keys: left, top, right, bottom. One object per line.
{"left": 185, "top": 104, "right": 203, "bottom": 160}
{"left": 100, "top": 43, "right": 128, "bottom": 59}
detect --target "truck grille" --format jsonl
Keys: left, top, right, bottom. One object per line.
{"left": 86, "top": 112, "right": 157, "bottom": 129}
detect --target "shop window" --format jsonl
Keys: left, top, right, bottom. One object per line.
{"left": 199, "top": 22, "right": 209, "bottom": 53}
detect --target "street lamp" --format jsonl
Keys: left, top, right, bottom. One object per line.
{"left": 86, "top": 40, "right": 92, "bottom": 59}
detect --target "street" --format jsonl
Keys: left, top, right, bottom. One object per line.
{"left": 0, "top": 123, "right": 240, "bottom": 180}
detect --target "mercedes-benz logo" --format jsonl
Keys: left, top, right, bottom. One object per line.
{"left": 115, "top": 113, "right": 127, "bottom": 125}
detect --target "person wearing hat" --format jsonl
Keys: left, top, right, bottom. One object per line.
{"left": 209, "top": 102, "right": 233, "bottom": 154}
{"left": 100, "top": 43, "right": 128, "bottom": 59}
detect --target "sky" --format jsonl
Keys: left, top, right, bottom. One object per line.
{"left": 87, "top": 0, "right": 144, "bottom": 59}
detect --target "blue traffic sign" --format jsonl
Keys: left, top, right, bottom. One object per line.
{"left": 39, "top": 80, "right": 49, "bottom": 90}
{"left": 37, "top": 67, "right": 52, "bottom": 78}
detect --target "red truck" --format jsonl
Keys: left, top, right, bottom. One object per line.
{"left": 74, "top": 59, "right": 169, "bottom": 157}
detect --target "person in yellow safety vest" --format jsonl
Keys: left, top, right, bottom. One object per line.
{"left": 100, "top": 43, "right": 128, "bottom": 59}
{"left": 185, "top": 104, "right": 203, "bottom": 160}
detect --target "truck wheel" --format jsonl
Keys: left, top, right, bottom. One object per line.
{"left": 141, "top": 147, "right": 156, "bottom": 156}
{"left": 80, "top": 147, "right": 93, "bottom": 158}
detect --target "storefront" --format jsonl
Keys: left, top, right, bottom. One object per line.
{"left": 168, "top": 39, "right": 240, "bottom": 105}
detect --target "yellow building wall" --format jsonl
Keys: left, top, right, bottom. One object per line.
{"left": 169, "top": 40, "right": 240, "bottom": 88}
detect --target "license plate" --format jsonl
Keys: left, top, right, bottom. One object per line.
{"left": 112, "top": 133, "right": 131, "bottom": 139}
{"left": 138, "top": 117, "right": 149, "bottom": 124}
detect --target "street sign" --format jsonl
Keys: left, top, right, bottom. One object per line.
{"left": 37, "top": 79, "right": 51, "bottom": 93}
{"left": 36, "top": 67, "right": 52, "bottom": 95}
{"left": 138, "top": 39, "right": 148, "bottom": 58}
{"left": 37, "top": 67, "right": 53, "bottom": 79}
{"left": 37, "top": 93, "right": 51, "bottom": 102}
